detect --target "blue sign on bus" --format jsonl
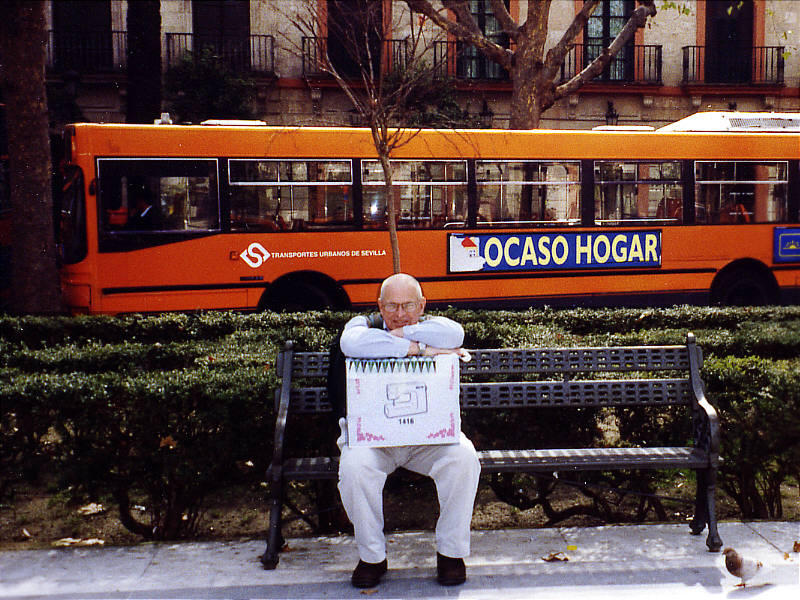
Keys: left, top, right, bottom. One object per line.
{"left": 774, "top": 227, "right": 800, "bottom": 263}
{"left": 448, "top": 231, "right": 661, "bottom": 273}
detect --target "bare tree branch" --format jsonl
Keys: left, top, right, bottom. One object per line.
{"left": 542, "top": 0, "right": 599, "bottom": 79}
{"left": 487, "top": 0, "right": 519, "bottom": 40}
{"left": 405, "top": 0, "right": 512, "bottom": 68}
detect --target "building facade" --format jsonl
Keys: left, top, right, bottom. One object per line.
{"left": 40, "top": 0, "right": 800, "bottom": 129}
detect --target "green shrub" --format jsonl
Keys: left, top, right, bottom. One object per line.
{"left": 2, "top": 307, "right": 800, "bottom": 537}
{"left": 703, "top": 355, "right": 800, "bottom": 519}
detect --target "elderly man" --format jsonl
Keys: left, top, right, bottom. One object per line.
{"left": 337, "top": 273, "right": 481, "bottom": 588}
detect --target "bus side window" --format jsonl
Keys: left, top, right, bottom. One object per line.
{"left": 477, "top": 161, "right": 580, "bottom": 226}
{"left": 696, "top": 161, "right": 788, "bottom": 224}
{"left": 98, "top": 159, "right": 220, "bottom": 234}
{"left": 595, "top": 161, "right": 682, "bottom": 225}
{"left": 362, "top": 160, "right": 467, "bottom": 229}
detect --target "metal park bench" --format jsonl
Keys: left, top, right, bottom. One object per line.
{"left": 262, "top": 332, "right": 722, "bottom": 569}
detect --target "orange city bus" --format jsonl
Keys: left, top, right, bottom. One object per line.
{"left": 57, "top": 112, "right": 800, "bottom": 314}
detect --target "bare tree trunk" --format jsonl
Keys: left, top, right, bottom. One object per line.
{"left": 376, "top": 146, "right": 401, "bottom": 274}
{"left": 508, "top": 49, "right": 546, "bottom": 129}
{"left": 0, "top": 1, "right": 62, "bottom": 314}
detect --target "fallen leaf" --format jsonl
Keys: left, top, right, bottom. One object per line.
{"left": 542, "top": 551, "right": 569, "bottom": 562}
{"left": 360, "top": 589, "right": 379, "bottom": 595}
{"left": 77, "top": 502, "right": 105, "bottom": 516}
{"left": 52, "top": 537, "right": 105, "bottom": 547}
{"left": 793, "top": 541, "right": 800, "bottom": 553}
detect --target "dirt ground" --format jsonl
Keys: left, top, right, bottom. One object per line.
{"left": 2, "top": 475, "right": 797, "bottom": 552}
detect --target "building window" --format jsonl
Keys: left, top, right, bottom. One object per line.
{"left": 327, "top": 0, "right": 383, "bottom": 78}
{"left": 457, "top": 1, "right": 509, "bottom": 80}
{"left": 52, "top": 0, "right": 113, "bottom": 72}
{"left": 585, "top": 0, "right": 634, "bottom": 82}
{"left": 705, "top": 0, "right": 754, "bottom": 84}
{"left": 192, "top": 0, "right": 251, "bottom": 71}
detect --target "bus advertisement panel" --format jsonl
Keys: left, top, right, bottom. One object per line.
{"left": 449, "top": 231, "right": 661, "bottom": 272}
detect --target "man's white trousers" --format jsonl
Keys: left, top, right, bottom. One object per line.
{"left": 338, "top": 426, "right": 481, "bottom": 564}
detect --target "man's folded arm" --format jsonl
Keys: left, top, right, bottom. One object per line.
{"left": 340, "top": 315, "right": 411, "bottom": 358}
{"left": 402, "top": 316, "right": 464, "bottom": 349}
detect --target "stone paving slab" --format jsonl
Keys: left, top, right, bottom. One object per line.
{"left": 0, "top": 522, "right": 797, "bottom": 599}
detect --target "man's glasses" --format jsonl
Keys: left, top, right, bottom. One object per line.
{"left": 381, "top": 301, "right": 419, "bottom": 313}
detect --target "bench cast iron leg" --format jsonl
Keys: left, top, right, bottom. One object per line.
{"left": 689, "top": 468, "right": 722, "bottom": 552}
{"left": 689, "top": 468, "right": 708, "bottom": 537}
{"left": 261, "top": 479, "right": 285, "bottom": 569}
{"left": 704, "top": 468, "right": 723, "bottom": 552}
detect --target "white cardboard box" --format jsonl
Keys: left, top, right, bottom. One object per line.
{"left": 345, "top": 353, "right": 461, "bottom": 448}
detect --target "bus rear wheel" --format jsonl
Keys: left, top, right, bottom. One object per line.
{"left": 259, "top": 275, "right": 346, "bottom": 312}
{"left": 711, "top": 266, "right": 778, "bottom": 306}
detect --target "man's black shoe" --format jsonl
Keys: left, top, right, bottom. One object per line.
{"left": 351, "top": 558, "right": 388, "bottom": 588}
{"left": 436, "top": 553, "right": 466, "bottom": 586}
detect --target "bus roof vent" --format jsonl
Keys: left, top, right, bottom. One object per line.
{"left": 728, "top": 117, "right": 800, "bottom": 130}
{"left": 659, "top": 111, "right": 800, "bottom": 132}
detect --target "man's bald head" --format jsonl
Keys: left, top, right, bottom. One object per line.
{"left": 379, "top": 273, "right": 423, "bottom": 302}
{"left": 377, "top": 273, "right": 426, "bottom": 330}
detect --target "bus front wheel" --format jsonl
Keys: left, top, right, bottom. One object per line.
{"left": 711, "top": 266, "right": 779, "bottom": 306}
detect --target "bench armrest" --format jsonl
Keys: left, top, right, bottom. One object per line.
{"left": 268, "top": 341, "right": 295, "bottom": 482}
{"left": 687, "top": 332, "right": 720, "bottom": 464}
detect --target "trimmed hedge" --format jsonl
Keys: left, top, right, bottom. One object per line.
{"left": 2, "top": 307, "right": 799, "bottom": 538}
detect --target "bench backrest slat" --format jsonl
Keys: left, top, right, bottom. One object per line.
{"left": 286, "top": 346, "right": 691, "bottom": 379}
{"left": 278, "top": 344, "right": 697, "bottom": 415}
{"left": 284, "top": 378, "right": 692, "bottom": 414}
{"left": 463, "top": 347, "right": 690, "bottom": 374}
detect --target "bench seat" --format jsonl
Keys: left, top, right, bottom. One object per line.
{"left": 281, "top": 446, "right": 711, "bottom": 479}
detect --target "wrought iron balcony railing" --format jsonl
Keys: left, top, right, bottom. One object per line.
{"left": 559, "top": 43, "right": 662, "bottom": 84}
{"left": 46, "top": 30, "right": 127, "bottom": 74}
{"left": 433, "top": 40, "right": 509, "bottom": 81}
{"left": 165, "top": 33, "right": 275, "bottom": 75}
{"left": 682, "top": 46, "right": 784, "bottom": 85}
{"left": 302, "top": 37, "right": 410, "bottom": 78}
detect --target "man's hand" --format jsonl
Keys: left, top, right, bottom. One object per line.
{"left": 406, "top": 341, "right": 470, "bottom": 360}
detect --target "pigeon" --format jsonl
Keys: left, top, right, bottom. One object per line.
{"left": 723, "top": 547, "right": 763, "bottom": 588}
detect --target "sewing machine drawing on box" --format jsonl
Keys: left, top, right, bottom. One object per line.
{"left": 384, "top": 381, "right": 428, "bottom": 418}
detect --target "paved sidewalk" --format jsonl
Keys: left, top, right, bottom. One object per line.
{"left": 1, "top": 522, "right": 798, "bottom": 599}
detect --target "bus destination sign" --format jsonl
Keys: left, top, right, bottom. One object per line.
{"left": 448, "top": 231, "right": 661, "bottom": 273}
